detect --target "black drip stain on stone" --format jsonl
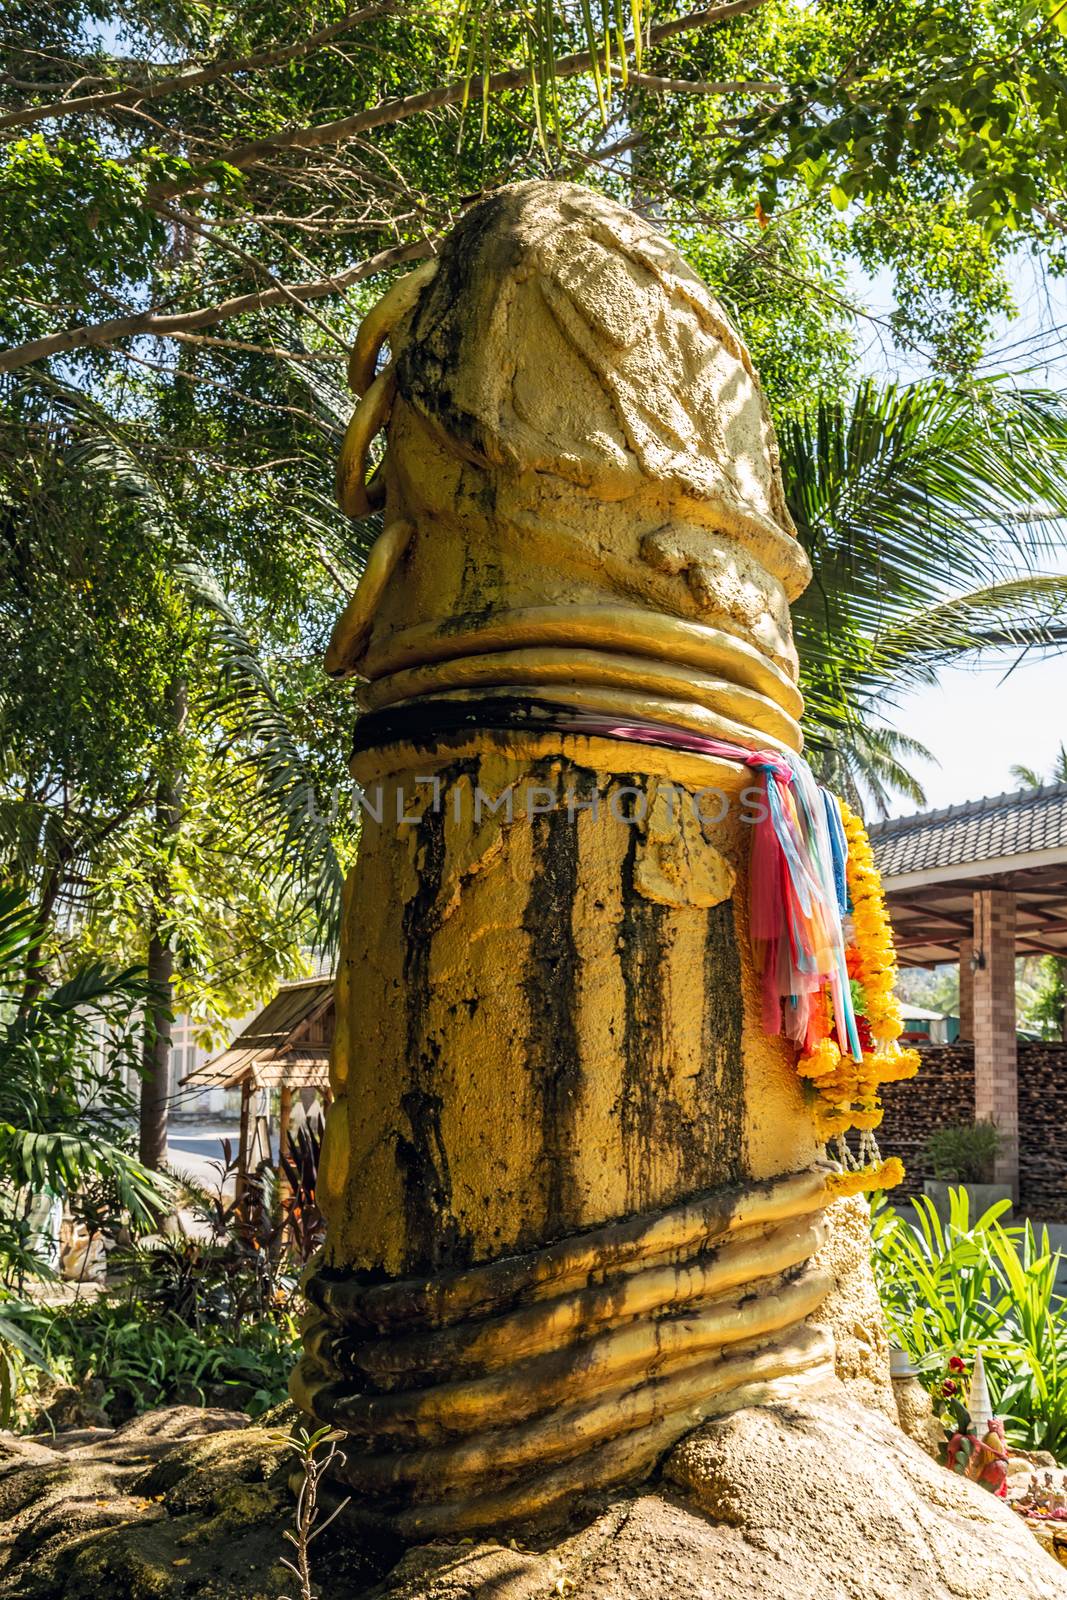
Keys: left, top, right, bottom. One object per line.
{"left": 397, "top": 187, "right": 524, "bottom": 460}
{"left": 457, "top": 475, "right": 504, "bottom": 615}
{"left": 617, "top": 785, "right": 672, "bottom": 1209}
{"left": 521, "top": 758, "right": 584, "bottom": 1243}
{"left": 396, "top": 765, "right": 474, "bottom": 1274}
{"left": 617, "top": 778, "right": 746, "bottom": 1208}
{"left": 700, "top": 899, "right": 746, "bottom": 1186}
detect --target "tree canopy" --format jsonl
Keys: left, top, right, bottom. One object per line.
{"left": 3, "top": 0, "right": 1067, "bottom": 1154}
{"left": 3, "top": 0, "right": 1065, "bottom": 380}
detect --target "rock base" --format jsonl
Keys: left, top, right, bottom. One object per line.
{"left": 0, "top": 1407, "right": 379, "bottom": 1600}
{"left": 3, "top": 1390, "right": 1067, "bottom": 1599}
{"left": 376, "top": 1384, "right": 1067, "bottom": 1600}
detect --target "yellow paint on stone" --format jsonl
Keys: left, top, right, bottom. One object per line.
{"left": 634, "top": 779, "right": 737, "bottom": 909}
{"left": 318, "top": 182, "right": 826, "bottom": 1271}
{"left": 300, "top": 184, "right": 869, "bottom": 1528}
{"left": 322, "top": 740, "right": 820, "bottom": 1276}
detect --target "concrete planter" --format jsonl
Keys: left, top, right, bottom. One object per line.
{"left": 922, "top": 1179, "right": 1014, "bottom": 1221}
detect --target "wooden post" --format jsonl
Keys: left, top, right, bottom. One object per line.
{"left": 279, "top": 1084, "right": 293, "bottom": 1167}
{"left": 278, "top": 1082, "right": 294, "bottom": 1249}
{"left": 958, "top": 938, "right": 974, "bottom": 1041}
{"left": 235, "top": 1078, "right": 251, "bottom": 1210}
{"left": 278, "top": 1084, "right": 293, "bottom": 1194}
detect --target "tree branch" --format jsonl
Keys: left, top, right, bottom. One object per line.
{"left": 0, "top": 0, "right": 772, "bottom": 374}
{"left": 149, "top": 0, "right": 772, "bottom": 202}
{"left": 0, "top": 3, "right": 397, "bottom": 132}
{"left": 622, "top": 70, "right": 780, "bottom": 96}
{"left": 0, "top": 238, "right": 435, "bottom": 375}
{"left": 165, "top": 330, "right": 342, "bottom": 360}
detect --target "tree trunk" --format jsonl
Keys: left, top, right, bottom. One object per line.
{"left": 138, "top": 678, "right": 187, "bottom": 1170}
{"left": 138, "top": 930, "right": 176, "bottom": 1169}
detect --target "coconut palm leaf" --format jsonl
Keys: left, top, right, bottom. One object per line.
{"left": 28, "top": 377, "right": 350, "bottom": 952}
{"left": 178, "top": 558, "right": 346, "bottom": 951}
{"left": 784, "top": 378, "right": 1067, "bottom": 810}
{"left": 784, "top": 379, "right": 1067, "bottom": 633}
{"left": 1011, "top": 744, "right": 1067, "bottom": 790}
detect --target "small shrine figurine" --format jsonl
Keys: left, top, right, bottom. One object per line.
{"left": 944, "top": 1352, "right": 1010, "bottom": 1498}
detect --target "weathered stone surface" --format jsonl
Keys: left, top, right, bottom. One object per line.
{"left": 894, "top": 1375, "right": 947, "bottom": 1459}
{"left": 634, "top": 779, "right": 737, "bottom": 909}
{"left": 370, "top": 1388, "right": 1067, "bottom": 1600}
{"left": 666, "top": 1387, "right": 1067, "bottom": 1599}
{"left": 3, "top": 1392, "right": 1065, "bottom": 1598}
{"left": 306, "top": 180, "right": 875, "bottom": 1538}
{"left": 808, "top": 1194, "right": 896, "bottom": 1418}
{"left": 0, "top": 1408, "right": 349, "bottom": 1600}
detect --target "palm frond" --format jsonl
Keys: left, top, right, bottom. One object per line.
{"left": 787, "top": 378, "right": 1067, "bottom": 645}
{"left": 0, "top": 886, "right": 41, "bottom": 983}
{"left": 0, "top": 1128, "right": 172, "bottom": 1227}
{"left": 31, "top": 375, "right": 348, "bottom": 953}
{"left": 178, "top": 561, "right": 346, "bottom": 952}
{"left": 788, "top": 377, "right": 1067, "bottom": 808}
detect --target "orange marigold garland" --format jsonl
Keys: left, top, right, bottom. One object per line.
{"left": 796, "top": 799, "right": 919, "bottom": 1193}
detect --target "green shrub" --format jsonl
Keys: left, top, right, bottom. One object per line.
{"left": 872, "top": 1187, "right": 1067, "bottom": 1458}
{"left": 6, "top": 1296, "right": 298, "bottom": 1427}
{"left": 921, "top": 1120, "right": 1003, "bottom": 1183}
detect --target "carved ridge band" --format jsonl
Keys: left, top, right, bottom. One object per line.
{"left": 292, "top": 1171, "right": 835, "bottom": 1535}
{"left": 355, "top": 646, "right": 801, "bottom": 749}
{"left": 306, "top": 1167, "right": 829, "bottom": 1331}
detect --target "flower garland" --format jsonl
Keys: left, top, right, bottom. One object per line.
{"left": 795, "top": 799, "right": 919, "bottom": 1194}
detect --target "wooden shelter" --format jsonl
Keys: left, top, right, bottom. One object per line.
{"left": 181, "top": 977, "right": 334, "bottom": 1196}
{"left": 869, "top": 783, "right": 1067, "bottom": 1196}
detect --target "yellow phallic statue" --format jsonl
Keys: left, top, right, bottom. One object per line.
{"left": 291, "top": 185, "right": 1067, "bottom": 1596}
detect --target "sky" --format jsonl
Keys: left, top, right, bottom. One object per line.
{"left": 846, "top": 253, "right": 1067, "bottom": 817}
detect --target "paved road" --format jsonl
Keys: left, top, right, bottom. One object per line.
{"left": 165, "top": 1124, "right": 243, "bottom": 1193}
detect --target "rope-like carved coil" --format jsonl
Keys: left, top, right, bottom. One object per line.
{"left": 335, "top": 259, "right": 438, "bottom": 521}
{"left": 293, "top": 1168, "right": 836, "bottom": 1537}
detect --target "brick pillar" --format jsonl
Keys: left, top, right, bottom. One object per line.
{"left": 958, "top": 938, "right": 974, "bottom": 1040}
{"left": 972, "top": 889, "right": 1018, "bottom": 1194}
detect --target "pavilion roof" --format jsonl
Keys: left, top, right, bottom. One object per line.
{"left": 869, "top": 782, "right": 1067, "bottom": 882}
{"left": 868, "top": 783, "right": 1067, "bottom": 966}
{"left": 181, "top": 977, "right": 334, "bottom": 1092}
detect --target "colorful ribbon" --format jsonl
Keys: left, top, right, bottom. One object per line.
{"left": 558, "top": 712, "right": 859, "bottom": 1058}
{"left": 357, "top": 696, "right": 859, "bottom": 1059}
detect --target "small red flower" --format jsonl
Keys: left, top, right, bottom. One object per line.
{"left": 949, "top": 1356, "right": 967, "bottom": 1373}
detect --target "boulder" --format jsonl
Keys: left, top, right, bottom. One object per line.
{"left": 2, "top": 1391, "right": 1065, "bottom": 1600}
{"left": 372, "top": 1385, "right": 1067, "bottom": 1600}
{"left": 0, "top": 1406, "right": 340, "bottom": 1600}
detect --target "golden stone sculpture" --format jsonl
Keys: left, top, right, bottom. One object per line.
{"left": 291, "top": 184, "right": 1067, "bottom": 1597}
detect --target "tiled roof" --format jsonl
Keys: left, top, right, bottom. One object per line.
{"left": 869, "top": 782, "right": 1067, "bottom": 879}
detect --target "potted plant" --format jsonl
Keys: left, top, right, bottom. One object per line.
{"left": 921, "top": 1121, "right": 1012, "bottom": 1219}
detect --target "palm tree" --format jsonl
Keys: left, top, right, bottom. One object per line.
{"left": 0, "top": 373, "right": 360, "bottom": 1166}
{"left": 781, "top": 378, "right": 1067, "bottom": 813}
{"left": 1010, "top": 744, "right": 1067, "bottom": 790}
